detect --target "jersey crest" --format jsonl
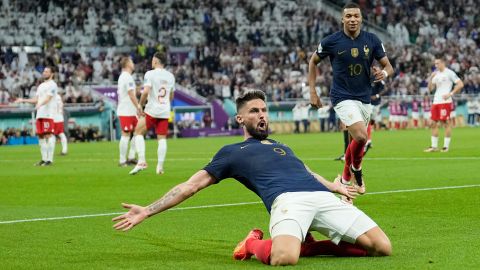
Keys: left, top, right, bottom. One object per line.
{"left": 351, "top": 48, "right": 359, "bottom": 58}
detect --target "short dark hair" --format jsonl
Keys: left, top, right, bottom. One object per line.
{"left": 44, "top": 65, "right": 56, "bottom": 73}
{"left": 236, "top": 90, "right": 266, "bottom": 112}
{"left": 153, "top": 51, "right": 167, "bottom": 64}
{"left": 434, "top": 54, "right": 445, "bottom": 62}
{"left": 343, "top": 2, "right": 360, "bottom": 10}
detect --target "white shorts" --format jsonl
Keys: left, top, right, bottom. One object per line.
{"left": 370, "top": 105, "right": 381, "bottom": 122}
{"left": 269, "top": 192, "right": 377, "bottom": 244}
{"left": 423, "top": 112, "right": 431, "bottom": 119}
{"left": 411, "top": 112, "right": 419, "bottom": 120}
{"left": 334, "top": 100, "right": 372, "bottom": 127}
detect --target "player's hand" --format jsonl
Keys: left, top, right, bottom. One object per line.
{"left": 34, "top": 104, "right": 41, "bottom": 110}
{"left": 442, "top": 93, "right": 451, "bottom": 100}
{"left": 112, "top": 203, "right": 149, "bottom": 231}
{"left": 332, "top": 175, "right": 358, "bottom": 200}
{"left": 309, "top": 93, "right": 322, "bottom": 109}
{"left": 136, "top": 106, "right": 145, "bottom": 117}
{"left": 14, "top": 98, "right": 23, "bottom": 103}
{"left": 371, "top": 95, "right": 378, "bottom": 101}
{"left": 372, "top": 66, "right": 386, "bottom": 83}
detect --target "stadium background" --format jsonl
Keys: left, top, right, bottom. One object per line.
{"left": 1, "top": 0, "right": 479, "bottom": 269}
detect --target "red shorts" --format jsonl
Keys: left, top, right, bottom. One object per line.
{"left": 36, "top": 118, "right": 54, "bottom": 135}
{"left": 431, "top": 103, "right": 452, "bottom": 122}
{"left": 54, "top": 122, "right": 64, "bottom": 135}
{"left": 145, "top": 113, "right": 169, "bottom": 135}
{"left": 119, "top": 116, "right": 138, "bottom": 132}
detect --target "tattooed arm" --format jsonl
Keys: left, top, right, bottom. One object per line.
{"left": 112, "top": 170, "right": 216, "bottom": 231}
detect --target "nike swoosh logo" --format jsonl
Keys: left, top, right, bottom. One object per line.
{"left": 240, "top": 145, "right": 249, "bottom": 149}
{"left": 338, "top": 50, "right": 346, "bottom": 55}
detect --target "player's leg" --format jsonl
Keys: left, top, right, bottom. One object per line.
{"left": 35, "top": 119, "right": 47, "bottom": 165}
{"left": 127, "top": 117, "right": 139, "bottom": 164}
{"left": 354, "top": 227, "right": 392, "bottom": 256}
{"left": 44, "top": 119, "right": 55, "bottom": 165}
{"left": 127, "top": 132, "right": 137, "bottom": 163}
{"left": 346, "top": 121, "right": 367, "bottom": 189}
{"left": 442, "top": 119, "right": 451, "bottom": 152}
{"left": 307, "top": 192, "right": 391, "bottom": 257}
{"left": 154, "top": 118, "right": 169, "bottom": 174}
{"left": 45, "top": 132, "right": 55, "bottom": 165}
{"left": 130, "top": 117, "right": 148, "bottom": 175}
{"left": 425, "top": 120, "right": 439, "bottom": 152}
{"left": 119, "top": 130, "right": 130, "bottom": 166}
{"left": 58, "top": 132, "right": 68, "bottom": 155}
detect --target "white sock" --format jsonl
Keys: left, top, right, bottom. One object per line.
{"left": 157, "top": 138, "right": 167, "bottom": 170}
{"left": 444, "top": 137, "right": 451, "bottom": 149}
{"left": 59, "top": 133, "right": 68, "bottom": 153}
{"left": 119, "top": 136, "right": 129, "bottom": 163}
{"left": 47, "top": 136, "right": 56, "bottom": 162}
{"left": 128, "top": 136, "right": 136, "bottom": 160}
{"left": 431, "top": 136, "right": 438, "bottom": 148}
{"left": 39, "top": 138, "right": 48, "bottom": 161}
{"left": 135, "top": 135, "right": 146, "bottom": 164}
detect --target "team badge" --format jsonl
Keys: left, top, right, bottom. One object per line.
{"left": 351, "top": 48, "right": 359, "bottom": 58}
{"left": 363, "top": 45, "right": 370, "bottom": 57}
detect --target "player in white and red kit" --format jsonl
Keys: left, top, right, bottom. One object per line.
{"left": 130, "top": 52, "right": 175, "bottom": 175}
{"left": 15, "top": 66, "right": 58, "bottom": 166}
{"left": 411, "top": 98, "right": 420, "bottom": 128}
{"left": 421, "top": 95, "right": 432, "bottom": 128}
{"left": 117, "top": 56, "right": 140, "bottom": 167}
{"left": 53, "top": 93, "right": 68, "bottom": 155}
{"left": 425, "top": 56, "right": 464, "bottom": 152}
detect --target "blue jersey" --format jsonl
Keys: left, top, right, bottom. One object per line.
{"left": 316, "top": 30, "right": 386, "bottom": 106}
{"left": 203, "top": 138, "right": 330, "bottom": 213}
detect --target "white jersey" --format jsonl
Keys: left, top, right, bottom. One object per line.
{"left": 54, "top": 94, "right": 64, "bottom": 122}
{"left": 117, "top": 71, "right": 137, "bottom": 116}
{"left": 143, "top": 68, "right": 175, "bottom": 119}
{"left": 35, "top": 79, "right": 57, "bottom": 119}
{"left": 431, "top": 68, "right": 460, "bottom": 104}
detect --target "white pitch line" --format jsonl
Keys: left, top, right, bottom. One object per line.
{"left": 1, "top": 184, "right": 479, "bottom": 225}
{"left": 1, "top": 156, "right": 479, "bottom": 163}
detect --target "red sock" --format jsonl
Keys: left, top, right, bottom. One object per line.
{"left": 301, "top": 240, "right": 367, "bottom": 257}
{"left": 366, "top": 123, "right": 372, "bottom": 141}
{"left": 246, "top": 238, "right": 272, "bottom": 265}
{"left": 350, "top": 139, "right": 365, "bottom": 169}
{"left": 342, "top": 143, "right": 352, "bottom": 180}
{"left": 413, "top": 119, "right": 418, "bottom": 127}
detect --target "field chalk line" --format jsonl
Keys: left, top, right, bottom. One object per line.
{"left": 1, "top": 184, "right": 479, "bottom": 225}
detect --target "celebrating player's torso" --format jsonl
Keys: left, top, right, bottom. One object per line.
{"left": 36, "top": 80, "right": 58, "bottom": 119}
{"left": 316, "top": 30, "right": 386, "bottom": 106}
{"left": 144, "top": 68, "right": 175, "bottom": 119}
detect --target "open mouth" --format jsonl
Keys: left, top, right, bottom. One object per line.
{"left": 258, "top": 121, "right": 266, "bottom": 130}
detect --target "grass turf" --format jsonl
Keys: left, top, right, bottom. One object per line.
{"left": 1, "top": 127, "right": 479, "bottom": 269}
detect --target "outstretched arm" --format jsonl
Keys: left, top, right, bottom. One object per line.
{"left": 304, "top": 164, "right": 357, "bottom": 199}
{"left": 112, "top": 170, "right": 216, "bottom": 231}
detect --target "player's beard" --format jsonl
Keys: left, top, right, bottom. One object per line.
{"left": 245, "top": 121, "right": 268, "bottom": 140}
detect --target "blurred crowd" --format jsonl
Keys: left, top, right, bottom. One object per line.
{"left": 0, "top": 124, "right": 104, "bottom": 146}
{"left": 0, "top": 0, "right": 479, "bottom": 105}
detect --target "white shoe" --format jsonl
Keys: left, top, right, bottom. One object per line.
{"left": 156, "top": 165, "right": 164, "bottom": 175}
{"left": 129, "top": 163, "right": 147, "bottom": 175}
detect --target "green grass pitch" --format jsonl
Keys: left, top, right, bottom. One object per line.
{"left": 1, "top": 128, "right": 479, "bottom": 269}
